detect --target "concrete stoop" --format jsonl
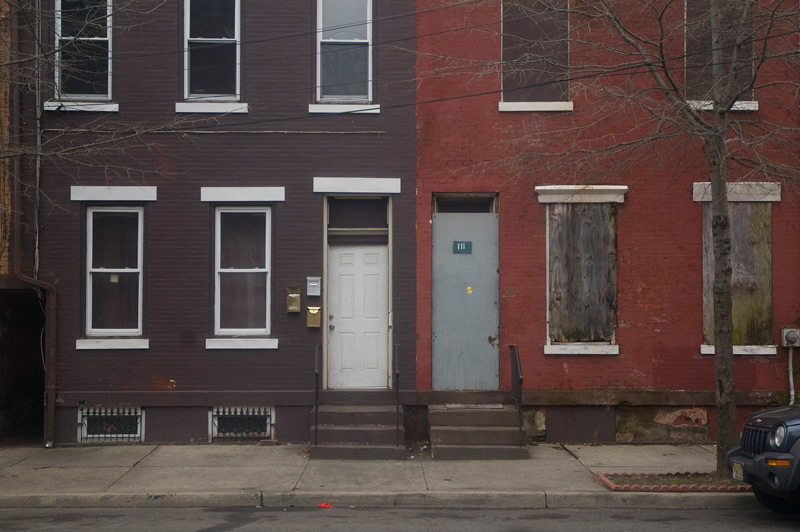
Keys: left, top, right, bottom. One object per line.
{"left": 429, "top": 404, "right": 529, "bottom": 460}
{"left": 310, "top": 405, "right": 405, "bottom": 460}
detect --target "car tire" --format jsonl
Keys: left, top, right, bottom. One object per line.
{"left": 752, "top": 488, "right": 800, "bottom": 514}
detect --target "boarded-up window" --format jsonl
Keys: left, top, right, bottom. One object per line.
{"left": 548, "top": 203, "right": 617, "bottom": 343}
{"left": 502, "top": 0, "right": 569, "bottom": 102}
{"left": 685, "top": 1, "right": 753, "bottom": 101}
{"left": 702, "top": 202, "right": 772, "bottom": 345}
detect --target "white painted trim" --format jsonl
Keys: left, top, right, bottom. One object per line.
{"left": 700, "top": 344, "right": 777, "bottom": 356}
{"left": 206, "top": 338, "right": 279, "bottom": 349}
{"left": 313, "top": 177, "right": 401, "bottom": 194}
{"left": 499, "top": 101, "right": 574, "bottom": 112}
{"left": 175, "top": 102, "right": 248, "bottom": 114}
{"left": 535, "top": 185, "right": 628, "bottom": 203}
{"left": 76, "top": 338, "right": 150, "bottom": 350}
{"left": 201, "top": 187, "right": 285, "bottom": 202}
{"left": 44, "top": 101, "right": 119, "bottom": 112}
{"left": 308, "top": 104, "right": 380, "bottom": 114}
{"left": 688, "top": 100, "right": 759, "bottom": 112}
{"left": 692, "top": 182, "right": 780, "bottom": 203}
{"left": 71, "top": 186, "right": 157, "bottom": 202}
{"left": 544, "top": 344, "right": 620, "bottom": 355}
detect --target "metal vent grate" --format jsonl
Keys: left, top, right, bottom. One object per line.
{"left": 79, "top": 407, "right": 143, "bottom": 443}
{"left": 211, "top": 407, "right": 273, "bottom": 441}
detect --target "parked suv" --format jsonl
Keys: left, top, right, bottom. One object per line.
{"left": 727, "top": 406, "right": 800, "bottom": 513}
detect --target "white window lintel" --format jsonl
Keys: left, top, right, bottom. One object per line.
{"left": 201, "top": 187, "right": 286, "bottom": 202}
{"left": 536, "top": 185, "right": 628, "bottom": 204}
{"left": 71, "top": 186, "right": 157, "bottom": 202}
{"left": 692, "top": 182, "right": 780, "bottom": 203}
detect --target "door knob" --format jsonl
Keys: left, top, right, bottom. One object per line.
{"left": 329, "top": 324, "right": 335, "bottom": 330}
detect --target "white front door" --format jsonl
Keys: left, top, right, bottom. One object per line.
{"left": 327, "top": 244, "right": 389, "bottom": 389}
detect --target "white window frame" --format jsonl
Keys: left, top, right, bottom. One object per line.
{"left": 54, "top": 0, "right": 113, "bottom": 103}
{"left": 183, "top": 0, "right": 241, "bottom": 102}
{"left": 86, "top": 206, "right": 144, "bottom": 337}
{"left": 316, "top": 0, "right": 373, "bottom": 104}
{"left": 214, "top": 206, "right": 272, "bottom": 337}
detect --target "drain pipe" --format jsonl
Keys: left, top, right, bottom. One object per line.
{"left": 10, "top": 5, "right": 58, "bottom": 448}
{"left": 790, "top": 346, "right": 795, "bottom": 406}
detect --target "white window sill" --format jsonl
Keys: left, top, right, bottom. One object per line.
{"left": 308, "top": 104, "right": 380, "bottom": 114}
{"left": 206, "top": 338, "right": 279, "bottom": 350}
{"left": 700, "top": 345, "right": 777, "bottom": 356}
{"left": 544, "top": 344, "right": 619, "bottom": 355}
{"left": 44, "top": 101, "right": 119, "bottom": 112}
{"left": 687, "top": 100, "right": 759, "bottom": 112}
{"left": 175, "top": 102, "right": 249, "bottom": 114}
{"left": 76, "top": 338, "right": 149, "bottom": 350}
{"left": 498, "top": 101, "right": 574, "bottom": 112}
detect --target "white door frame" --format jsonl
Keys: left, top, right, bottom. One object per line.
{"left": 322, "top": 195, "right": 393, "bottom": 389}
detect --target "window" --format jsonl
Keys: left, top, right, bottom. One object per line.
{"left": 501, "top": 0, "right": 570, "bottom": 111}
{"left": 86, "top": 207, "right": 143, "bottom": 336}
{"left": 214, "top": 207, "right": 271, "bottom": 335}
{"left": 685, "top": 1, "right": 754, "bottom": 105}
{"left": 55, "top": 0, "right": 111, "bottom": 100}
{"left": 536, "top": 186, "right": 627, "bottom": 355}
{"left": 185, "top": 0, "right": 240, "bottom": 99}
{"left": 317, "top": 0, "right": 372, "bottom": 102}
{"left": 695, "top": 182, "right": 779, "bottom": 354}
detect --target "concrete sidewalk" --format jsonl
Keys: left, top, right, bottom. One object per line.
{"left": 0, "top": 442, "right": 760, "bottom": 510}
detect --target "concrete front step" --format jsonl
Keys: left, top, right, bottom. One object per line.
{"left": 309, "top": 443, "right": 407, "bottom": 460}
{"left": 314, "top": 405, "right": 401, "bottom": 426}
{"left": 431, "top": 444, "right": 530, "bottom": 460}
{"left": 312, "top": 424, "right": 403, "bottom": 445}
{"left": 430, "top": 425, "right": 521, "bottom": 446}
{"left": 428, "top": 405, "right": 520, "bottom": 427}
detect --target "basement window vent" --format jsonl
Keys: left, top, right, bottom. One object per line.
{"left": 211, "top": 406, "right": 274, "bottom": 442}
{"left": 78, "top": 407, "right": 143, "bottom": 443}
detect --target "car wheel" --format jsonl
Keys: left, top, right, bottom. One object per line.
{"left": 752, "top": 488, "right": 800, "bottom": 514}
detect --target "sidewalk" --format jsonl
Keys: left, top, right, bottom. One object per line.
{"left": 0, "top": 442, "right": 760, "bottom": 510}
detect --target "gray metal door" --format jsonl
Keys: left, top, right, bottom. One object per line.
{"left": 432, "top": 213, "right": 499, "bottom": 390}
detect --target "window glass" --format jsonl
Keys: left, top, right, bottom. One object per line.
{"left": 59, "top": 39, "right": 109, "bottom": 96}
{"left": 318, "top": 0, "right": 371, "bottom": 101}
{"left": 219, "top": 272, "right": 268, "bottom": 329}
{"left": 60, "top": 0, "right": 107, "bottom": 38}
{"left": 189, "top": 42, "right": 237, "bottom": 95}
{"left": 322, "top": 0, "right": 369, "bottom": 40}
{"left": 320, "top": 43, "right": 369, "bottom": 97}
{"left": 220, "top": 212, "right": 266, "bottom": 269}
{"left": 91, "top": 273, "right": 139, "bottom": 329}
{"left": 57, "top": 0, "right": 110, "bottom": 98}
{"left": 186, "top": 0, "right": 239, "bottom": 97}
{"left": 190, "top": 0, "right": 236, "bottom": 38}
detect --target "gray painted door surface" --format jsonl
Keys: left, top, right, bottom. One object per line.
{"left": 432, "top": 213, "right": 499, "bottom": 390}
{"left": 327, "top": 244, "right": 389, "bottom": 389}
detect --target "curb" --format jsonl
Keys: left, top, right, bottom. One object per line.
{"left": 0, "top": 490, "right": 761, "bottom": 510}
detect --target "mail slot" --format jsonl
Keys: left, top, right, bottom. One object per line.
{"left": 287, "top": 286, "right": 301, "bottom": 313}
{"left": 307, "top": 307, "right": 321, "bottom": 328}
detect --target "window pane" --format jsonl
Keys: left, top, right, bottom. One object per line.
{"left": 219, "top": 272, "right": 267, "bottom": 329}
{"left": 60, "top": 0, "right": 107, "bottom": 38}
{"left": 220, "top": 212, "right": 266, "bottom": 269}
{"left": 190, "top": 0, "right": 236, "bottom": 38}
{"left": 322, "top": 0, "right": 368, "bottom": 40}
{"left": 320, "top": 43, "right": 368, "bottom": 98}
{"left": 189, "top": 42, "right": 237, "bottom": 95}
{"left": 91, "top": 272, "right": 139, "bottom": 329}
{"left": 59, "top": 39, "right": 109, "bottom": 95}
{"left": 502, "top": 0, "right": 568, "bottom": 102}
{"left": 91, "top": 211, "right": 139, "bottom": 269}
{"left": 548, "top": 203, "right": 617, "bottom": 343}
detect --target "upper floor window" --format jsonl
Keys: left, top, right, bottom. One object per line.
{"left": 86, "top": 207, "right": 143, "bottom": 336}
{"left": 185, "top": 0, "right": 240, "bottom": 100}
{"left": 215, "top": 207, "right": 271, "bottom": 336}
{"left": 317, "top": 0, "right": 372, "bottom": 102}
{"left": 56, "top": 0, "right": 111, "bottom": 100}
{"left": 685, "top": 1, "right": 754, "bottom": 104}
{"left": 501, "top": 0, "right": 569, "bottom": 106}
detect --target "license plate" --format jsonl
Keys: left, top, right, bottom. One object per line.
{"left": 732, "top": 462, "right": 744, "bottom": 481}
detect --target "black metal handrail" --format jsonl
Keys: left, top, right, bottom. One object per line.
{"left": 314, "top": 344, "right": 321, "bottom": 445}
{"left": 509, "top": 344, "right": 524, "bottom": 446}
{"left": 394, "top": 344, "right": 401, "bottom": 447}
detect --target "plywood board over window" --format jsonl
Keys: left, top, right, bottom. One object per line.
{"left": 548, "top": 202, "right": 617, "bottom": 344}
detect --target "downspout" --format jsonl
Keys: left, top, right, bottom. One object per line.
{"left": 10, "top": 3, "right": 58, "bottom": 448}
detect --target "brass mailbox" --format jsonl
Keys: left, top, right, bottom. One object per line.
{"left": 287, "top": 286, "right": 301, "bottom": 313}
{"left": 307, "top": 307, "right": 321, "bottom": 328}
